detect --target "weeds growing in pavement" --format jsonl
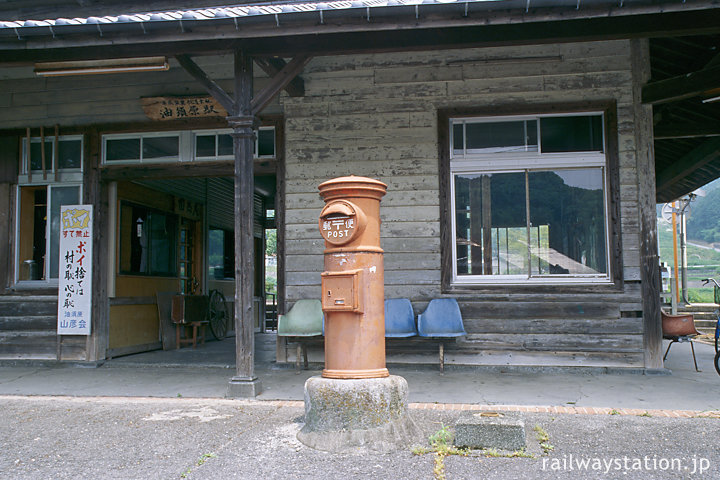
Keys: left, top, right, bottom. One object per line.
{"left": 412, "top": 424, "right": 469, "bottom": 480}
{"left": 180, "top": 453, "right": 217, "bottom": 478}
{"left": 481, "top": 448, "right": 534, "bottom": 458}
{"left": 534, "top": 425, "right": 554, "bottom": 454}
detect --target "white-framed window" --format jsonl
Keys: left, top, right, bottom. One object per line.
{"left": 449, "top": 113, "right": 611, "bottom": 285}
{"left": 102, "top": 127, "right": 276, "bottom": 164}
{"left": 17, "top": 135, "right": 84, "bottom": 283}
{"left": 194, "top": 127, "right": 275, "bottom": 161}
{"left": 20, "top": 135, "right": 84, "bottom": 183}
{"left": 103, "top": 132, "right": 181, "bottom": 164}
{"left": 15, "top": 183, "right": 83, "bottom": 283}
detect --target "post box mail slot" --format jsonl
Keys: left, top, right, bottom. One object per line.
{"left": 319, "top": 200, "right": 366, "bottom": 246}
{"left": 321, "top": 269, "right": 363, "bottom": 313}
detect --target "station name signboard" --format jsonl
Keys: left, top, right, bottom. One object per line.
{"left": 140, "top": 96, "right": 228, "bottom": 121}
{"left": 57, "top": 205, "right": 93, "bottom": 335}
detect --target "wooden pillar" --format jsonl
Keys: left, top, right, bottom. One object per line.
{"left": 275, "top": 120, "right": 287, "bottom": 362}
{"left": 227, "top": 50, "right": 262, "bottom": 397}
{"left": 84, "top": 128, "right": 109, "bottom": 362}
{"left": 0, "top": 136, "right": 18, "bottom": 293}
{"left": 632, "top": 39, "right": 663, "bottom": 370}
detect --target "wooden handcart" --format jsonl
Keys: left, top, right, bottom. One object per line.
{"left": 170, "top": 290, "right": 229, "bottom": 348}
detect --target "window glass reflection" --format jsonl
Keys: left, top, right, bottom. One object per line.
{"left": 529, "top": 169, "right": 606, "bottom": 275}
{"left": 455, "top": 172, "right": 527, "bottom": 276}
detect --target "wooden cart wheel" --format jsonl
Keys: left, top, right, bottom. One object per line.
{"left": 208, "top": 290, "right": 229, "bottom": 340}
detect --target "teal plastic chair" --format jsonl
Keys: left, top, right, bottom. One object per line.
{"left": 277, "top": 299, "right": 324, "bottom": 370}
{"left": 385, "top": 299, "right": 417, "bottom": 337}
{"left": 417, "top": 298, "right": 467, "bottom": 372}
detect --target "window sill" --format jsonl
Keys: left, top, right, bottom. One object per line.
{"left": 452, "top": 276, "right": 613, "bottom": 286}
{"left": 444, "top": 278, "right": 623, "bottom": 295}
{"left": 12, "top": 280, "right": 59, "bottom": 294}
{"left": 117, "top": 273, "right": 179, "bottom": 279}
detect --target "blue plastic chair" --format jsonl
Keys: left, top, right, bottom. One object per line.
{"left": 384, "top": 299, "right": 417, "bottom": 337}
{"left": 417, "top": 298, "right": 467, "bottom": 372}
{"left": 277, "top": 299, "right": 324, "bottom": 370}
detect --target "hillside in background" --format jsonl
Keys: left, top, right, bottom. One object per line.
{"left": 686, "top": 178, "right": 720, "bottom": 245}
{"left": 658, "top": 177, "right": 720, "bottom": 302}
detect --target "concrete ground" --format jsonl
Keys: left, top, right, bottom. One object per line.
{"left": 1, "top": 338, "right": 719, "bottom": 479}
{"left": 1, "top": 336, "right": 719, "bottom": 411}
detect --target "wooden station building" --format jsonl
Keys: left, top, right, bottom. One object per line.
{"left": 0, "top": 0, "right": 719, "bottom": 395}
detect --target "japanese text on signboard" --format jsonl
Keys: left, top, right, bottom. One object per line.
{"left": 57, "top": 205, "right": 93, "bottom": 335}
{"left": 141, "top": 96, "right": 228, "bottom": 121}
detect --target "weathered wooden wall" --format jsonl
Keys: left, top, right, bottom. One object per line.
{"left": 0, "top": 55, "right": 276, "bottom": 360}
{"left": 282, "top": 40, "right": 651, "bottom": 368}
{"left": 0, "top": 55, "right": 279, "bottom": 129}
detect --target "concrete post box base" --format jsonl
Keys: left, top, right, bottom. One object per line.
{"left": 298, "top": 375, "right": 422, "bottom": 453}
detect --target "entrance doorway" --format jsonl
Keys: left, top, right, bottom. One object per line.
{"left": 107, "top": 175, "right": 277, "bottom": 364}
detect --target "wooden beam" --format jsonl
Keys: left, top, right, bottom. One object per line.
{"left": 100, "top": 160, "right": 275, "bottom": 182}
{"left": 53, "top": 124, "right": 59, "bottom": 182}
{"left": 705, "top": 52, "right": 720, "bottom": 70}
{"left": 26, "top": 128, "right": 31, "bottom": 183}
{"left": 101, "top": 160, "right": 234, "bottom": 181}
{"left": 250, "top": 54, "right": 311, "bottom": 115}
{"left": 656, "top": 137, "right": 720, "bottom": 197}
{"left": 642, "top": 66, "right": 720, "bottom": 105}
{"left": 175, "top": 54, "right": 235, "bottom": 114}
{"left": 40, "top": 126, "right": 46, "bottom": 180}
{"left": 254, "top": 57, "right": 306, "bottom": 97}
{"left": 654, "top": 122, "right": 720, "bottom": 140}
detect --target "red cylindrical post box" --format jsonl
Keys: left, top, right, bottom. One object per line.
{"left": 318, "top": 176, "right": 388, "bottom": 379}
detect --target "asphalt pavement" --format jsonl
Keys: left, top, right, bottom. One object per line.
{"left": 1, "top": 338, "right": 719, "bottom": 479}
{"left": 2, "top": 395, "right": 718, "bottom": 479}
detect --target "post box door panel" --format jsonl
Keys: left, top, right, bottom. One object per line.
{"left": 321, "top": 270, "right": 363, "bottom": 313}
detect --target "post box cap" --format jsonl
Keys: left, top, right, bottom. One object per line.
{"left": 318, "top": 176, "right": 387, "bottom": 200}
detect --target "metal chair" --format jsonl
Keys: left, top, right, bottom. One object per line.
{"left": 384, "top": 298, "right": 417, "bottom": 337}
{"left": 277, "top": 299, "right": 324, "bottom": 371}
{"left": 417, "top": 298, "right": 467, "bottom": 372}
{"left": 662, "top": 310, "right": 700, "bottom": 372}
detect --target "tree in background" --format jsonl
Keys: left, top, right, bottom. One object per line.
{"left": 687, "top": 182, "right": 720, "bottom": 244}
{"left": 266, "top": 229, "right": 277, "bottom": 256}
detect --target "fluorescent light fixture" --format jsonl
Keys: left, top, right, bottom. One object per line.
{"left": 34, "top": 56, "right": 169, "bottom": 76}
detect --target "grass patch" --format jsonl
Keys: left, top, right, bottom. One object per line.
{"left": 180, "top": 453, "right": 217, "bottom": 478}
{"left": 482, "top": 448, "right": 534, "bottom": 458}
{"left": 534, "top": 425, "right": 554, "bottom": 455}
{"left": 412, "top": 425, "right": 470, "bottom": 480}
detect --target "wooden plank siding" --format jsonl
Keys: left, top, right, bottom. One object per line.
{"left": 282, "top": 40, "right": 650, "bottom": 368}
{"left": 0, "top": 56, "right": 280, "bottom": 129}
{"left": 0, "top": 55, "right": 281, "bottom": 362}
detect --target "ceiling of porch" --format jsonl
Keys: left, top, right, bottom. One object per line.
{"left": 648, "top": 34, "right": 720, "bottom": 203}
{"left": 0, "top": 2, "right": 718, "bottom": 202}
